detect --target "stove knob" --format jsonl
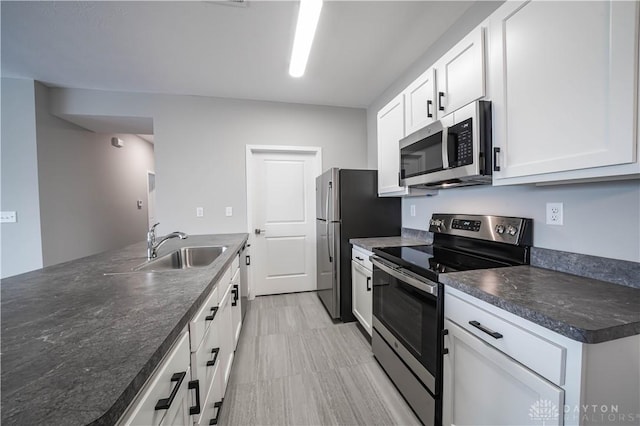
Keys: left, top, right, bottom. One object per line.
{"left": 495, "top": 224, "right": 505, "bottom": 234}
{"left": 507, "top": 225, "right": 518, "bottom": 236}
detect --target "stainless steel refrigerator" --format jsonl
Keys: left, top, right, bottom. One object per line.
{"left": 316, "top": 168, "right": 401, "bottom": 321}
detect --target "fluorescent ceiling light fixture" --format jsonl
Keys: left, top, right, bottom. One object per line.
{"left": 289, "top": 0, "right": 323, "bottom": 78}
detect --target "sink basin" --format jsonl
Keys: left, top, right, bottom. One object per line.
{"left": 134, "top": 246, "right": 227, "bottom": 272}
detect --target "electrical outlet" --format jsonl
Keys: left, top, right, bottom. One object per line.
{"left": 410, "top": 205, "right": 416, "bottom": 217}
{"left": 0, "top": 211, "right": 17, "bottom": 223}
{"left": 225, "top": 207, "right": 233, "bottom": 217}
{"left": 196, "top": 207, "right": 204, "bottom": 217}
{"left": 546, "top": 202, "right": 563, "bottom": 225}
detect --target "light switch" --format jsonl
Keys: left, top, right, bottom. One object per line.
{"left": 0, "top": 211, "right": 17, "bottom": 223}
{"left": 225, "top": 207, "right": 233, "bottom": 217}
{"left": 196, "top": 207, "right": 204, "bottom": 217}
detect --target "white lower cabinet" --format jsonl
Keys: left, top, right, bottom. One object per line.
{"left": 443, "top": 319, "right": 563, "bottom": 426}
{"left": 351, "top": 246, "right": 373, "bottom": 336}
{"left": 119, "top": 253, "right": 244, "bottom": 426}
{"left": 118, "top": 331, "right": 193, "bottom": 426}
{"left": 443, "top": 286, "right": 640, "bottom": 426}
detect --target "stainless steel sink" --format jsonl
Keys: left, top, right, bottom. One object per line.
{"left": 134, "top": 245, "right": 227, "bottom": 272}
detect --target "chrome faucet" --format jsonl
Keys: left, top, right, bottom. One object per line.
{"left": 147, "top": 223, "right": 188, "bottom": 259}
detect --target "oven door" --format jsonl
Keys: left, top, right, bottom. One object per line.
{"left": 371, "top": 256, "right": 440, "bottom": 394}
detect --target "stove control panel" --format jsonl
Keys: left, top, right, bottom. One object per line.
{"left": 429, "top": 214, "right": 533, "bottom": 246}
{"left": 452, "top": 219, "right": 481, "bottom": 232}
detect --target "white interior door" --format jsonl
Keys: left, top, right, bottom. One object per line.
{"left": 248, "top": 148, "right": 320, "bottom": 296}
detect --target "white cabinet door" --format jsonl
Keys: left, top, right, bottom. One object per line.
{"left": 435, "top": 26, "right": 485, "bottom": 117}
{"left": 377, "top": 93, "right": 406, "bottom": 196}
{"left": 351, "top": 260, "right": 372, "bottom": 336}
{"left": 404, "top": 67, "right": 437, "bottom": 135}
{"left": 443, "top": 319, "right": 564, "bottom": 426}
{"left": 217, "top": 283, "right": 234, "bottom": 399}
{"left": 490, "top": 0, "right": 638, "bottom": 181}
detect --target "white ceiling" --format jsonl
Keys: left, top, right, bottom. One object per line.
{"left": 1, "top": 1, "right": 474, "bottom": 109}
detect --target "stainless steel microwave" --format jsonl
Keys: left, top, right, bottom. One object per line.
{"left": 399, "top": 100, "right": 492, "bottom": 189}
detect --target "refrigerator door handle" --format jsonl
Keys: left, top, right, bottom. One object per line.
{"left": 326, "top": 183, "right": 333, "bottom": 262}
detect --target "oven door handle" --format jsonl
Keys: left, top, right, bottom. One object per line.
{"left": 371, "top": 256, "right": 438, "bottom": 297}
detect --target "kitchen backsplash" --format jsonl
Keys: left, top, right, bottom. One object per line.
{"left": 531, "top": 247, "right": 640, "bottom": 289}
{"left": 401, "top": 227, "right": 639, "bottom": 289}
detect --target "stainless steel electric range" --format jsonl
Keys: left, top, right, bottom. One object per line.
{"left": 371, "top": 214, "right": 533, "bottom": 425}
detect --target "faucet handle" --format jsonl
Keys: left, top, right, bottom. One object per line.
{"left": 150, "top": 222, "right": 160, "bottom": 231}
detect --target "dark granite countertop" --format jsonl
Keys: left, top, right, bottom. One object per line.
{"left": 349, "top": 236, "right": 429, "bottom": 252}
{"left": 440, "top": 265, "right": 640, "bottom": 344}
{"left": 1, "top": 233, "right": 248, "bottom": 426}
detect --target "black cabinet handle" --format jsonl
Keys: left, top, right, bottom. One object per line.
{"left": 469, "top": 320, "right": 503, "bottom": 339}
{"left": 366, "top": 276, "right": 371, "bottom": 292}
{"left": 231, "top": 285, "right": 239, "bottom": 306}
{"left": 188, "top": 380, "right": 201, "bottom": 415}
{"left": 206, "top": 347, "right": 220, "bottom": 367}
{"left": 438, "top": 92, "right": 445, "bottom": 111}
{"left": 355, "top": 256, "right": 364, "bottom": 261}
{"left": 245, "top": 255, "right": 250, "bottom": 266}
{"left": 493, "top": 147, "right": 501, "bottom": 172}
{"left": 155, "top": 371, "right": 186, "bottom": 410}
{"left": 427, "top": 99, "right": 433, "bottom": 118}
{"left": 209, "top": 400, "right": 223, "bottom": 425}
{"left": 205, "top": 306, "right": 218, "bottom": 321}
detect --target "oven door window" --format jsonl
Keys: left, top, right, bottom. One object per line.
{"left": 372, "top": 265, "right": 439, "bottom": 378}
{"left": 400, "top": 131, "right": 444, "bottom": 179}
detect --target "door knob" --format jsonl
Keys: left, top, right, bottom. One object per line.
{"left": 255, "top": 228, "right": 266, "bottom": 235}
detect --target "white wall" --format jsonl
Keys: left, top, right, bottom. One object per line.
{"left": 50, "top": 89, "right": 368, "bottom": 236}
{"left": 35, "top": 83, "right": 155, "bottom": 267}
{"left": 402, "top": 182, "right": 640, "bottom": 262}
{"left": 367, "top": 1, "right": 640, "bottom": 263}
{"left": 1, "top": 78, "right": 44, "bottom": 278}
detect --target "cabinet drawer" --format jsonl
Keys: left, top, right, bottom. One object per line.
{"left": 352, "top": 247, "right": 373, "bottom": 271}
{"left": 191, "top": 309, "right": 221, "bottom": 407}
{"left": 445, "top": 292, "right": 566, "bottom": 386}
{"left": 189, "top": 285, "right": 220, "bottom": 352}
{"left": 197, "top": 369, "right": 225, "bottom": 426}
{"left": 119, "top": 331, "right": 191, "bottom": 426}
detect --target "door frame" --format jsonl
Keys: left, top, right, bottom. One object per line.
{"left": 245, "top": 145, "right": 323, "bottom": 299}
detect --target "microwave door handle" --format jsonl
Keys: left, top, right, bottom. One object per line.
{"left": 441, "top": 127, "right": 449, "bottom": 170}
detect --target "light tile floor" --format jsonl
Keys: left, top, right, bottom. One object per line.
{"left": 218, "top": 291, "right": 420, "bottom": 426}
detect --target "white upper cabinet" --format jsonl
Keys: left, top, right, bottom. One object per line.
{"left": 489, "top": 0, "right": 639, "bottom": 184}
{"left": 435, "top": 27, "right": 486, "bottom": 117}
{"left": 404, "top": 67, "right": 437, "bottom": 135}
{"left": 377, "top": 93, "right": 407, "bottom": 196}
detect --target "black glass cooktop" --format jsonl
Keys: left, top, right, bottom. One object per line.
{"left": 373, "top": 244, "right": 512, "bottom": 281}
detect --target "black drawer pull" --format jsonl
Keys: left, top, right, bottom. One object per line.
{"left": 206, "top": 347, "right": 220, "bottom": 367}
{"left": 231, "top": 284, "right": 239, "bottom": 306}
{"left": 246, "top": 255, "right": 251, "bottom": 266}
{"left": 188, "top": 379, "right": 201, "bottom": 415}
{"left": 209, "top": 399, "right": 223, "bottom": 425}
{"left": 205, "top": 306, "right": 218, "bottom": 321}
{"left": 155, "top": 371, "right": 186, "bottom": 410}
{"left": 366, "top": 276, "right": 371, "bottom": 292}
{"left": 493, "top": 147, "right": 501, "bottom": 172}
{"left": 469, "top": 320, "right": 503, "bottom": 339}
{"left": 427, "top": 99, "right": 433, "bottom": 118}
{"left": 355, "top": 256, "right": 364, "bottom": 261}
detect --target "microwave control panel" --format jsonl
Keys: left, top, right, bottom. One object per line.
{"left": 448, "top": 118, "right": 473, "bottom": 168}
